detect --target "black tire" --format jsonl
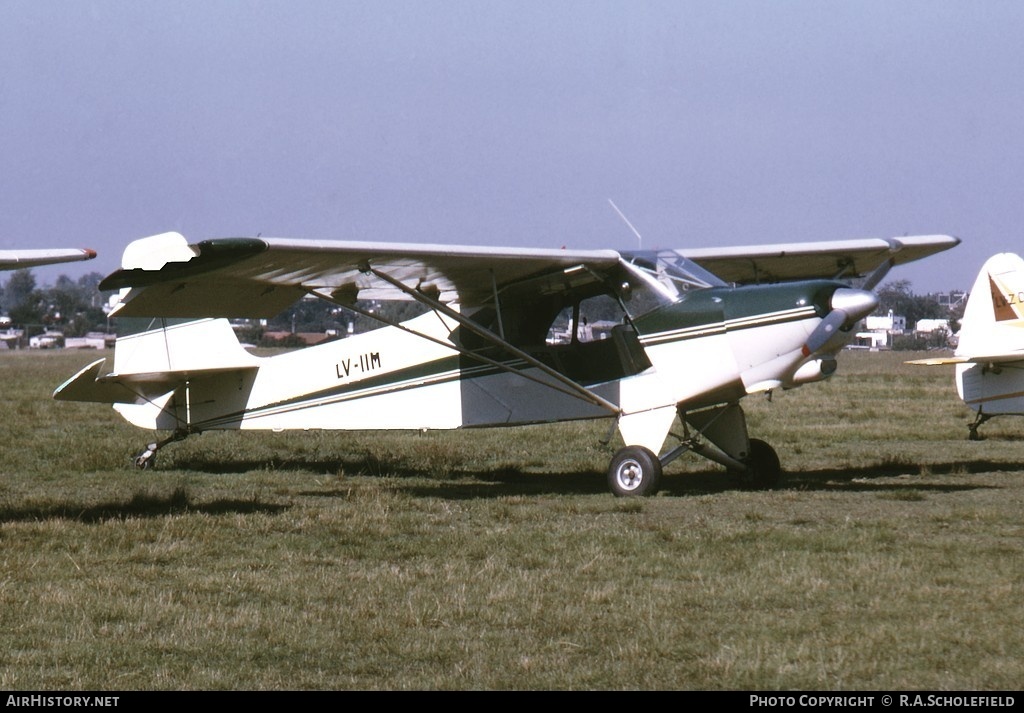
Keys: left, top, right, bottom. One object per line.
{"left": 739, "top": 438, "right": 781, "bottom": 490}
{"left": 607, "top": 446, "right": 662, "bottom": 497}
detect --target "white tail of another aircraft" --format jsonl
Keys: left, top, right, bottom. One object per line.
{"left": 911, "top": 253, "right": 1024, "bottom": 438}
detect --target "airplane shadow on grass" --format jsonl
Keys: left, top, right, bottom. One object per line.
{"left": 165, "top": 453, "right": 1013, "bottom": 499}
{"left": 465, "top": 461, "right": 1008, "bottom": 499}
{"left": 672, "top": 462, "right": 1009, "bottom": 497}
{"left": 0, "top": 487, "right": 289, "bottom": 525}
{"left": 6, "top": 456, "right": 1011, "bottom": 526}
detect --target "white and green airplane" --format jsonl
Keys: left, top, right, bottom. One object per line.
{"left": 55, "top": 231, "right": 956, "bottom": 496}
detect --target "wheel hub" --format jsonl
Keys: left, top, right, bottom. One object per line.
{"left": 615, "top": 459, "right": 643, "bottom": 491}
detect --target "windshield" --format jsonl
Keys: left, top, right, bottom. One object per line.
{"left": 621, "top": 249, "right": 726, "bottom": 292}
{"left": 616, "top": 249, "right": 725, "bottom": 318}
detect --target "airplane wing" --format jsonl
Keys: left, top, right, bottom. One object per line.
{"left": 679, "top": 235, "right": 959, "bottom": 285}
{"left": 101, "top": 233, "right": 622, "bottom": 318}
{"left": 99, "top": 231, "right": 958, "bottom": 319}
{"left": 0, "top": 248, "right": 96, "bottom": 270}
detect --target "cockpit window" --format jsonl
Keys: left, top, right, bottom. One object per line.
{"left": 545, "top": 294, "right": 626, "bottom": 345}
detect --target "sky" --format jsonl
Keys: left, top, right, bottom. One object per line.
{"left": 2, "top": 0, "right": 1022, "bottom": 293}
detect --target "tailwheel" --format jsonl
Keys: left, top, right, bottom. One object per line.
{"left": 133, "top": 444, "right": 158, "bottom": 470}
{"left": 608, "top": 445, "right": 662, "bottom": 497}
{"left": 130, "top": 430, "right": 190, "bottom": 471}
{"left": 738, "top": 438, "right": 782, "bottom": 490}
{"left": 968, "top": 412, "right": 990, "bottom": 441}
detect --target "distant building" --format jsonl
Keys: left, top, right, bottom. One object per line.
{"left": 29, "top": 331, "right": 63, "bottom": 349}
{"left": 915, "top": 318, "right": 950, "bottom": 335}
{"left": 934, "top": 290, "right": 967, "bottom": 311}
{"left": 65, "top": 332, "right": 116, "bottom": 349}
{"left": 851, "top": 330, "right": 889, "bottom": 349}
{"left": 915, "top": 318, "right": 954, "bottom": 348}
{"left": 865, "top": 311, "right": 906, "bottom": 333}
{"left": 853, "top": 310, "right": 905, "bottom": 349}
{"left": 0, "top": 328, "right": 24, "bottom": 349}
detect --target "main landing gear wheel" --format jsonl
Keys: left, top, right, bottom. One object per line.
{"left": 608, "top": 445, "right": 662, "bottom": 497}
{"left": 738, "top": 438, "right": 781, "bottom": 490}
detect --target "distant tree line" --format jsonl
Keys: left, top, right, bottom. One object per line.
{"left": 0, "top": 270, "right": 112, "bottom": 337}
{"left": 874, "top": 279, "right": 956, "bottom": 327}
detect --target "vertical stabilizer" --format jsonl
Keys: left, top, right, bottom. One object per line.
{"left": 957, "top": 253, "right": 1024, "bottom": 358}
{"left": 950, "top": 253, "right": 1024, "bottom": 429}
{"left": 113, "top": 318, "right": 258, "bottom": 376}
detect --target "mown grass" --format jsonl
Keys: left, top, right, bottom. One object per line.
{"left": 0, "top": 349, "right": 1021, "bottom": 690}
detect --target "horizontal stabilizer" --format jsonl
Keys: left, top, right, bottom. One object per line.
{"left": 54, "top": 357, "right": 258, "bottom": 404}
{"left": 54, "top": 358, "right": 138, "bottom": 404}
{"left": 906, "top": 356, "right": 970, "bottom": 366}
{"left": 908, "top": 353, "right": 1024, "bottom": 366}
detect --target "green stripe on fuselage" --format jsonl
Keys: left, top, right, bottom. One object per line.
{"left": 633, "top": 280, "right": 843, "bottom": 340}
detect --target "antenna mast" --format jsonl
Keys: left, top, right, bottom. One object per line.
{"left": 607, "top": 199, "right": 644, "bottom": 250}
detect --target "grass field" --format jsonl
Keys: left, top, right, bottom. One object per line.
{"left": 0, "top": 349, "right": 1021, "bottom": 690}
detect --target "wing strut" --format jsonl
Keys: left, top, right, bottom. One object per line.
{"left": 321, "top": 265, "right": 623, "bottom": 416}
{"left": 861, "top": 258, "right": 894, "bottom": 291}
{"left": 490, "top": 269, "right": 506, "bottom": 340}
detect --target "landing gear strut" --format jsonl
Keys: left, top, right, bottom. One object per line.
{"left": 606, "top": 403, "right": 784, "bottom": 496}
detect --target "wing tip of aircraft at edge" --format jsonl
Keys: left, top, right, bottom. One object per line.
{"left": 0, "top": 247, "right": 98, "bottom": 270}
{"left": 889, "top": 233, "right": 961, "bottom": 256}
